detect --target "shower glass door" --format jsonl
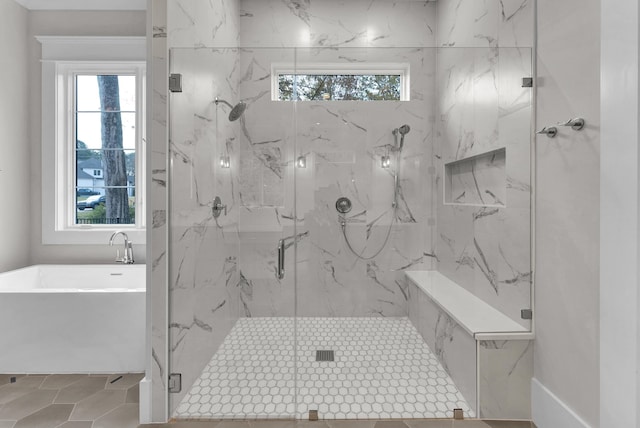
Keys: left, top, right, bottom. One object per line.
{"left": 167, "top": 47, "right": 298, "bottom": 419}
{"left": 292, "top": 46, "right": 440, "bottom": 419}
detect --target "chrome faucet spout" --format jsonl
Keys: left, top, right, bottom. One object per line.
{"left": 109, "top": 231, "right": 134, "bottom": 264}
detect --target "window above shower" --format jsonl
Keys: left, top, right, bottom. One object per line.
{"left": 271, "top": 63, "right": 410, "bottom": 101}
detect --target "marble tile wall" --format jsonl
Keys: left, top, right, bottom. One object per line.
{"left": 437, "top": 0, "right": 534, "bottom": 48}
{"left": 434, "top": 0, "right": 533, "bottom": 328}
{"left": 239, "top": 0, "right": 437, "bottom": 48}
{"left": 236, "top": 46, "right": 436, "bottom": 318}
{"left": 478, "top": 339, "right": 533, "bottom": 419}
{"left": 407, "top": 281, "right": 477, "bottom": 416}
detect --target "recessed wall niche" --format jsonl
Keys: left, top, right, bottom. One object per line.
{"left": 444, "top": 148, "right": 506, "bottom": 207}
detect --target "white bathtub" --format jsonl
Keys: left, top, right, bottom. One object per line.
{"left": 0, "top": 264, "right": 145, "bottom": 373}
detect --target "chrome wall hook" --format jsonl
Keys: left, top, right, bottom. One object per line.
{"left": 537, "top": 126, "right": 558, "bottom": 138}
{"left": 559, "top": 117, "right": 585, "bottom": 131}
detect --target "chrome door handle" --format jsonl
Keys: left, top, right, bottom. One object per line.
{"left": 277, "top": 239, "right": 285, "bottom": 279}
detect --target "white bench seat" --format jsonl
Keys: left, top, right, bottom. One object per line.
{"left": 405, "top": 271, "right": 529, "bottom": 340}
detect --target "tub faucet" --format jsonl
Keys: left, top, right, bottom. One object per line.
{"left": 109, "top": 231, "right": 134, "bottom": 264}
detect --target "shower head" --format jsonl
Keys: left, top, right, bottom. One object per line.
{"left": 392, "top": 124, "right": 411, "bottom": 151}
{"left": 398, "top": 124, "right": 410, "bottom": 135}
{"left": 215, "top": 97, "right": 247, "bottom": 122}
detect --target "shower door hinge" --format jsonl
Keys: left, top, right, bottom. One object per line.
{"left": 521, "top": 309, "right": 533, "bottom": 320}
{"left": 521, "top": 77, "right": 533, "bottom": 88}
{"left": 169, "top": 73, "right": 182, "bottom": 93}
{"left": 168, "top": 373, "right": 182, "bottom": 393}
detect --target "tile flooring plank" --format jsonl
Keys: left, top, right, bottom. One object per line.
{"left": 56, "top": 422, "right": 93, "bottom": 428}
{"left": 69, "top": 389, "right": 126, "bottom": 421}
{"left": 0, "top": 387, "right": 36, "bottom": 407}
{"left": 13, "top": 404, "right": 73, "bottom": 428}
{"left": 248, "top": 422, "right": 295, "bottom": 428}
{"left": 404, "top": 420, "right": 454, "bottom": 428}
{"left": 0, "top": 376, "right": 24, "bottom": 388}
{"left": 0, "top": 389, "right": 57, "bottom": 420}
{"left": 11, "top": 377, "right": 46, "bottom": 389}
{"left": 93, "top": 403, "right": 140, "bottom": 428}
{"left": 126, "top": 384, "right": 140, "bottom": 404}
{"left": 40, "top": 375, "right": 87, "bottom": 390}
{"left": 475, "top": 422, "right": 532, "bottom": 428}
{"left": 327, "top": 423, "right": 377, "bottom": 428}
{"left": 54, "top": 376, "right": 108, "bottom": 404}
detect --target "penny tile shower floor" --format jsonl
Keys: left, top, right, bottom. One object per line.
{"left": 174, "top": 317, "right": 474, "bottom": 420}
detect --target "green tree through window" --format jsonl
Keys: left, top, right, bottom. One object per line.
{"left": 279, "top": 74, "right": 401, "bottom": 101}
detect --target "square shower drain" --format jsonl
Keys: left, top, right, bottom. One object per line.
{"left": 316, "top": 350, "right": 335, "bottom": 362}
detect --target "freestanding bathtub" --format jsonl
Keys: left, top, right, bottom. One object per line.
{"left": 0, "top": 264, "right": 145, "bottom": 373}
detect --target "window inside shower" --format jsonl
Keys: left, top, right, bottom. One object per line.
{"left": 272, "top": 62, "right": 410, "bottom": 101}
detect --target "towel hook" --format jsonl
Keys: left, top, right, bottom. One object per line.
{"left": 559, "top": 117, "right": 585, "bottom": 131}
{"left": 537, "top": 126, "right": 558, "bottom": 138}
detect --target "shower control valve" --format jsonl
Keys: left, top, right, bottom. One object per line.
{"left": 335, "top": 197, "right": 352, "bottom": 214}
{"left": 212, "top": 196, "right": 227, "bottom": 218}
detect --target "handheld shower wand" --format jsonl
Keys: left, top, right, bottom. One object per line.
{"left": 338, "top": 124, "right": 411, "bottom": 261}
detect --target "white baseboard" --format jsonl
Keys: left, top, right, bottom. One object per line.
{"left": 532, "top": 378, "right": 592, "bottom": 428}
{"left": 138, "top": 376, "right": 152, "bottom": 424}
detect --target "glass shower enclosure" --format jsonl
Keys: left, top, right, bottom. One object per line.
{"left": 167, "top": 44, "right": 532, "bottom": 420}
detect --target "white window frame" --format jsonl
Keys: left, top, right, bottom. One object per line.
{"left": 38, "top": 36, "right": 146, "bottom": 245}
{"left": 271, "top": 62, "right": 411, "bottom": 101}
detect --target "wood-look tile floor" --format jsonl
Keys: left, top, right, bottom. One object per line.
{"left": 0, "top": 373, "right": 142, "bottom": 428}
{"left": 0, "top": 374, "right": 536, "bottom": 428}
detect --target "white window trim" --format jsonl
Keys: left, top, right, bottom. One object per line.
{"left": 38, "top": 36, "right": 146, "bottom": 245}
{"left": 270, "top": 62, "right": 411, "bottom": 101}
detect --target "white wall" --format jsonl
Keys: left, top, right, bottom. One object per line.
{"left": 600, "top": 1, "right": 640, "bottom": 427}
{"left": 28, "top": 11, "right": 147, "bottom": 264}
{"left": 0, "top": 1, "right": 31, "bottom": 273}
{"left": 534, "top": 0, "right": 600, "bottom": 426}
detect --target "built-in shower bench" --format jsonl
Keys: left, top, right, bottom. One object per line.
{"left": 404, "top": 270, "right": 533, "bottom": 420}
{"left": 404, "top": 270, "right": 529, "bottom": 340}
